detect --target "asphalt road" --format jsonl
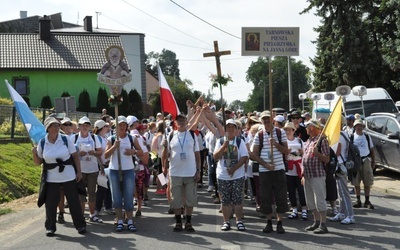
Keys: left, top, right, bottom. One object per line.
{"left": 0, "top": 170, "right": 399, "bottom": 250}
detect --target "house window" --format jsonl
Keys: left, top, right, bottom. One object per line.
{"left": 12, "top": 77, "right": 29, "bottom": 95}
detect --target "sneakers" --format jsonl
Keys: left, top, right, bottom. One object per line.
{"left": 46, "top": 230, "right": 55, "bottom": 237}
{"left": 341, "top": 216, "right": 356, "bottom": 225}
{"left": 135, "top": 210, "right": 142, "bottom": 217}
{"left": 57, "top": 213, "right": 65, "bottom": 224}
{"left": 364, "top": 201, "right": 375, "bottom": 209}
{"left": 207, "top": 186, "right": 215, "bottom": 192}
{"left": 331, "top": 208, "right": 339, "bottom": 216}
{"left": 353, "top": 200, "right": 362, "bottom": 208}
{"left": 314, "top": 225, "right": 329, "bottom": 234}
{"left": 329, "top": 213, "right": 345, "bottom": 222}
{"left": 77, "top": 227, "right": 86, "bottom": 234}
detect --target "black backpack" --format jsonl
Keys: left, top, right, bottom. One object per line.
{"left": 317, "top": 138, "right": 338, "bottom": 177}
{"left": 340, "top": 132, "right": 362, "bottom": 172}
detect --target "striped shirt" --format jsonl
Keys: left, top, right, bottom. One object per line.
{"left": 303, "top": 135, "right": 329, "bottom": 178}
{"left": 253, "top": 127, "right": 287, "bottom": 172}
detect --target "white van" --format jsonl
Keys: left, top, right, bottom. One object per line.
{"left": 311, "top": 87, "right": 398, "bottom": 119}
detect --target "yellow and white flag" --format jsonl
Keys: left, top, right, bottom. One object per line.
{"left": 322, "top": 96, "right": 343, "bottom": 146}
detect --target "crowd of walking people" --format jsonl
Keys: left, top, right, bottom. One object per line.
{"left": 31, "top": 99, "right": 375, "bottom": 236}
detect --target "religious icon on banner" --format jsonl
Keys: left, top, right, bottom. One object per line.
{"left": 97, "top": 45, "right": 132, "bottom": 104}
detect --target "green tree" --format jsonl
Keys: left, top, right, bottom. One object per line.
{"left": 302, "top": 1, "right": 400, "bottom": 101}
{"left": 118, "top": 89, "right": 130, "bottom": 116}
{"left": 40, "top": 95, "right": 52, "bottom": 109}
{"left": 77, "top": 89, "right": 91, "bottom": 112}
{"left": 245, "top": 57, "right": 311, "bottom": 112}
{"left": 146, "top": 49, "right": 180, "bottom": 80}
{"left": 128, "top": 89, "right": 143, "bottom": 118}
{"left": 61, "top": 91, "right": 70, "bottom": 97}
{"left": 96, "top": 87, "right": 109, "bottom": 113}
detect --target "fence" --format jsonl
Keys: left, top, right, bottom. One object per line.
{"left": 0, "top": 105, "right": 102, "bottom": 140}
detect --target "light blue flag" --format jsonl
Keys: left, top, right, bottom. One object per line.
{"left": 5, "top": 80, "right": 46, "bottom": 145}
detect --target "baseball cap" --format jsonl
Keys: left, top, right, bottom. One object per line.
{"left": 136, "top": 124, "right": 147, "bottom": 130}
{"left": 61, "top": 117, "right": 72, "bottom": 125}
{"left": 127, "top": 115, "right": 138, "bottom": 126}
{"left": 226, "top": 119, "right": 237, "bottom": 128}
{"left": 78, "top": 116, "right": 91, "bottom": 125}
{"left": 94, "top": 120, "right": 107, "bottom": 129}
{"left": 305, "top": 118, "right": 321, "bottom": 129}
{"left": 118, "top": 115, "right": 128, "bottom": 124}
{"left": 346, "top": 114, "right": 355, "bottom": 120}
{"left": 274, "top": 115, "right": 285, "bottom": 123}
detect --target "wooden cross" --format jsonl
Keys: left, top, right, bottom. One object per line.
{"left": 203, "top": 41, "right": 231, "bottom": 77}
{"left": 203, "top": 41, "right": 231, "bottom": 129}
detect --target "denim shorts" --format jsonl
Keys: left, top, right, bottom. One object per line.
{"left": 108, "top": 169, "right": 135, "bottom": 211}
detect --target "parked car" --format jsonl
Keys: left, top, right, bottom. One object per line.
{"left": 364, "top": 112, "right": 400, "bottom": 173}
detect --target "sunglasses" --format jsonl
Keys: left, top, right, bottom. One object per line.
{"left": 291, "top": 117, "right": 301, "bottom": 120}
{"left": 62, "top": 123, "right": 72, "bottom": 126}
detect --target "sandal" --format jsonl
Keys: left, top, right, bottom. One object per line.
{"left": 116, "top": 223, "right": 124, "bottom": 232}
{"left": 127, "top": 223, "right": 137, "bottom": 232}
{"left": 221, "top": 222, "right": 231, "bottom": 231}
{"left": 236, "top": 221, "right": 246, "bottom": 231}
{"left": 301, "top": 211, "right": 308, "bottom": 220}
{"left": 184, "top": 223, "right": 195, "bottom": 232}
{"left": 173, "top": 223, "right": 183, "bottom": 232}
{"left": 288, "top": 212, "right": 298, "bottom": 219}
{"left": 89, "top": 215, "right": 103, "bottom": 223}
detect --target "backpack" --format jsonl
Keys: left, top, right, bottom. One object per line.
{"left": 40, "top": 134, "right": 69, "bottom": 150}
{"left": 168, "top": 130, "right": 196, "bottom": 148}
{"left": 110, "top": 133, "right": 140, "bottom": 170}
{"left": 75, "top": 133, "right": 97, "bottom": 145}
{"left": 317, "top": 137, "right": 338, "bottom": 177}
{"left": 255, "top": 128, "right": 287, "bottom": 171}
{"left": 219, "top": 136, "right": 243, "bottom": 149}
{"left": 340, "top": 132, "right": 362, "bottom": 172}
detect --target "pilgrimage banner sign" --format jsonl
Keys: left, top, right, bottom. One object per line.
{"left": 241, "top": 27, "right": 299, "bottom": 56}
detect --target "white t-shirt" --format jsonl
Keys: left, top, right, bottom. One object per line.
{"left": 214, "top": 137, "right": 249, "bottom": 180}
{"left": 168, "top": 130, "right": 199, "bottom": 177}
{"left": 108, "top": 134, "right": 136, "bottom": 171}
{"left": 286, "top": 137, "right": 303, "bottom": 176}
{"left": 353, "top": 132, "right": 373, "bottom": 157}
{"left": 75, "top": 133, "right": 101, "bottom": 173}
{"left": 97, "top": 134, "right": 109, "bottom": 165}
{"left": 38, "top": 134, "right": 77, "bottom": 183}
{"left": 338, "top": 132, "right": 349, "bottom": 164}
{"left": 253, "top": 127, "right": 287, "bottom": 172}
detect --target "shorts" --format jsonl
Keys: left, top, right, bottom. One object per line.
{"left": 79, "top": 172, "right": 98, "bottom": 203}
{"left": 351, "top": 158, "right": 374, "bottom": 187}
{"left": 169, "top": 176, "right": 198, "bottom": 209}
{"left": 217, "top": 177, "right": 245, "bottom": 206}
{"left": 304, "top": 176, "right": 327, "bottom": 212}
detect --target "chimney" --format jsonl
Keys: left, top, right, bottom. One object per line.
{"left": 84, "top": 16, "right": 93, "bottom": 32}
{"left": 39, "top": 15, "right": 51, "bottom": 40}
{"left": 20, "top": 11, "right": 27, "bottom": 19}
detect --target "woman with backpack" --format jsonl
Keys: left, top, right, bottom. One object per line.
{"left": 32, "top": 116, "right": 86, "bottom": 236}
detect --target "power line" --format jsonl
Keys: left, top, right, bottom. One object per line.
{"left": 169, "top": 0, "right": 241, "bottom": 40}
{"left": 120, "top": 0, "right": 213, "bottom": 47}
